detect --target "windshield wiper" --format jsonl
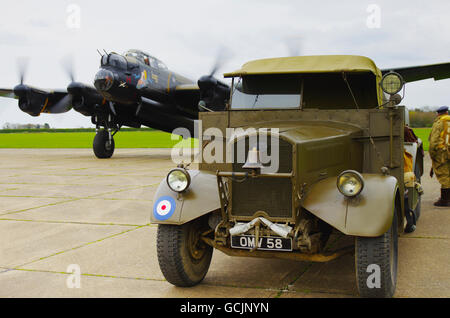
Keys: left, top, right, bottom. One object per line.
{"left": 342, "top": 72, "right": 359, "bottom": 109}
{"left": 252, "top": 94, "right": 259, "bottom": 108}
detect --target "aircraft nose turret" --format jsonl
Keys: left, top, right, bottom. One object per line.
{"left": 94, "top": 69, "right": 114, "bottom": 92}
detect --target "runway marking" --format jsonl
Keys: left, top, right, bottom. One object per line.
{"left": 6, "top": 268, "right": 167, "bottom": 282}
{"left": 9, "top": 225, "right": 149, "bottom": 270}
{"left": 0, "top": 198, "right": 80, "bottom": 217}
{"left": 0, "top": 218, "right": 157, "bottom": 228}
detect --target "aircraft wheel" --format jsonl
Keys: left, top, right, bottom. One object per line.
{"left": 93, "top": 130, "right": 115, "bottom": 159}
{"left": 355, "top": 205, "right": 398, "bottom": 298}
{"left": 156, "top": 217, "right": 213, "bottom": 287}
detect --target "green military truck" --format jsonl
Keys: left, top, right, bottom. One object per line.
{"left": 150, "top": 55, "right": 438, "bottom": 298}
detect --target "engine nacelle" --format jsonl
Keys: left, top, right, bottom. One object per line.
{"left": 71, "top": 95, "right": 97, "bottom": 116}
{"left": 15, "top": 85, "right": 48, "bottom": 117}
{"left": 68, "top": 82, "right": 104, "bottom": 116}
{"left": 197, "top": 75, "right": 230, "bottom": 111}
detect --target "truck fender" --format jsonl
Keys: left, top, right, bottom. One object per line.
{"left": 302, "top": 174, "right": 398, "bottom": 237}
{"left": 151, "top": 169, "right": 220, "bottom": 225}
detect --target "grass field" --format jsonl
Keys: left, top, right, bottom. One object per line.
{"left": 413, "top": 128, "right": 430, "bottom": 151}
{"left": 0, "top": 128, "right": 430, "bottom": 150}
{"left": 0, "top": 130, "right": 196, "bottom": 148}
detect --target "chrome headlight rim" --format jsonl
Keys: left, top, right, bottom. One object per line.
{"left": 337, "top": 170, "right": 365, "bottom": 197}
{"left": 166, "top": 168, "right": 191, "bottom": 193}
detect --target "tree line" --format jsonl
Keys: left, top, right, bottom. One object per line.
{"left": 3, "top": 123, "right": 51, "bottom": 129}
{"left": 408, "top": 107, "right": 441, "bottom": 128}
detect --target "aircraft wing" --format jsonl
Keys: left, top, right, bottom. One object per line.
{"left": 0, "top": 88, "right": 16, "bottom": 99}
{"left": 381, "top": 62, "right": 450, "bottom": 83}
{"left": 173, "top": 84, "right": 201, "bottom": 111}
{"left": 174, "top": 84, "right": 200, "bottom": 92}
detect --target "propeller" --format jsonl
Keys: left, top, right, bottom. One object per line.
{"left": 197, "top": 47, "right": 233, "bottom": 111}
{"left": 37, "top": 56, "right": 77, "bottom": 113}
{"left": 63, "top": 54, "right": 104, "bottom": 115}
{"left": 61, "top": 55, "right": 76, "bottom": 83}
{"left": 50, "top": 93, "right": 73, "bottom": 113}
{"left": 63, "top": 56, "right": 85, "bottom": 96}
{"left": 283, "top": 35, "right": 303, "bottom": 57}
{"left": 198, "top": 47, "right": 233, "bottom": 90}
{"left": 208, "top": 47, "right": 233, "bottom": 77}
{"left": 17, "top": 57, "right": 29, "bottom": 85}
{"left": 13, "top": 57, "right": 31, "bottom": 98}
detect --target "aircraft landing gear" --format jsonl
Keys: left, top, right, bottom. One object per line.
{"left": 93, "top": 129, "right": 115, "bottom": 159}
{"left": 92, "top": 110, "right": 120, "bottom": 159}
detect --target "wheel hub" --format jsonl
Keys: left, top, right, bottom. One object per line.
{"left": 187, "top": 225, "right": 207, "bottom": 261}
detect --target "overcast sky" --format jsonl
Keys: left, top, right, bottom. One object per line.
{"left": 0, "top": 0, "right": 449, "bottom": 128}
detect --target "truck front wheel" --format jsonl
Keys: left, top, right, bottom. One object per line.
{"left": 355, "top": 206, "right": 398, "bottom": 298}
{"left": 157, "top": 217, "right": 213, "bottom": 287}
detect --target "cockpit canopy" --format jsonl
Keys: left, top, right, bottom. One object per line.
{"left": 124, "top": 49, "right": 168, "bottom": 70}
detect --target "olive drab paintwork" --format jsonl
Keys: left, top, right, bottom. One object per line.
{"left": 153, "top": 54, "right": 450, "bottom": 297}
{"left": 152, "top": 55, "right": 416, "bottom": 234}
{"left": 151, "top": 170, "right": 221, "bottom": 224}
{"left": 150, "top": 55, "right": 450, "bottom": 243}
{"left": 223, "top": 55, "right": 385, "bottom": 106}
{"left": 303, "top": 174, "right": 399, "bottom": 237}
{"left": 197, "top": 107, "right": 406, "bottom": 235}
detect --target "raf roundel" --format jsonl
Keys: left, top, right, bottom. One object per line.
{"left": 153, "top": 196, "right": 176, "bottom": 221}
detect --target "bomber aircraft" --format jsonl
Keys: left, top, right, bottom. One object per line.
{"left": 0, "top": 49, "right": 230, "bottom": 158}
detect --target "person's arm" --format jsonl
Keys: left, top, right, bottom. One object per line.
{"left": 429, "top": 120, "right": 443, "bottom": 159}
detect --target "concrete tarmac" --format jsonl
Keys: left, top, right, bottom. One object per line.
{"left": 0, "top": 149, "right": 448, "bottom": 298}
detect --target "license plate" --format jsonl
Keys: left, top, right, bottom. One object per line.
{"left": 231, "top": 235, "right": 292, "bottom": 251}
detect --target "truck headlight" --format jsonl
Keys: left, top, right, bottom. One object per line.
{"left": 166, "top": 168, "right": 191, "bottom": 192}
{"left": 380, "top": 72, "right": 404, "bottom": 95}
{"left": 337, "top": 170, "right": 364, "bottom": 197}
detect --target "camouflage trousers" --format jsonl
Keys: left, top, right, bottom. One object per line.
{"left": 431, "top": 150, "right": 450, "bottom": 189}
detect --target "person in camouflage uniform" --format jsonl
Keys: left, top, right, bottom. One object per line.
{"left": 429, "top": 106, "right": 450, "bottom": 207}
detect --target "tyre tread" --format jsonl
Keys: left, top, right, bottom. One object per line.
{"left": 355, "top": 208, "right": 398, "bottom": 298}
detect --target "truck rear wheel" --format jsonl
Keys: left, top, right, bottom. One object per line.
{"left": 355, "top": 206, "right": 398, "bottom": 298}
{"left": 157, "top": 217, "right": 213, "bottom": 287}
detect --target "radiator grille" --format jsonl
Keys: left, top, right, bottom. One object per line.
{"left": 231, "top": 137, "right": 293, "bottom": 218}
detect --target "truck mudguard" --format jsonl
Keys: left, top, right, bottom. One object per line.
{"left": 151, "top": 170, "right": 220, "bottom": 225}
{"left": 302, "top": 174, "right": 398, "bottom": 237}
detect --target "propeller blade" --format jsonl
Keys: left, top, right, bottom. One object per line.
{"left": 209, "top": 47, "right": 233, "bottom": 77}
{"left": 61, "top": 55, "right": 76, "bottom": 83}
{"left": 284, "top": 36, "right": 303, "bottom": 57}
{"left": 49, "top": 94, "right": 73, "bottom": 114}
{"left": 17, "top": 57, "right": 29, "bottom": 85}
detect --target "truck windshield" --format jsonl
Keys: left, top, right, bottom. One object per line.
{"left": 230, "top": 75, "right": 302, "bottom": 110}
